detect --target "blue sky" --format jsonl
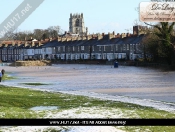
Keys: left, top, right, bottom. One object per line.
{"left": 0, "top": 0, "right": 150, "bottom": 34}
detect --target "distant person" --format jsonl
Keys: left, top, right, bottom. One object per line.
{"left": 1, "top": 69, "right": 5, "bottom": 76}
{"left": 0, "top": 71, "right": 2, "bottom": 82}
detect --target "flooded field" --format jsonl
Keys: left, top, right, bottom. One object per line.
{"left": 2, "top": 64, "right": 175, "bottom": 104}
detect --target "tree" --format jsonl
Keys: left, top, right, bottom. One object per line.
{"left": 33, "top": 29, "right": 45, "bottom": 40}
{"left": 144, "top": 22, "right": 175, "bottom": 65}
{"left": 47, "top": 26, "right": 60, "bottom": 39}
{"left": 141, "top": 33, "right": 159, "bottom": 62}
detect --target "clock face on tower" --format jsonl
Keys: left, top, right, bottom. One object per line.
{"left": 76, "top": 19, "right": 79, "bottom": 26}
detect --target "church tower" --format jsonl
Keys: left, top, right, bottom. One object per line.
{"left": 69, "top": 13, "right": 88, "bottom": 36}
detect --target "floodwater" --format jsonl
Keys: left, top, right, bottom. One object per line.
{"left": 29, "top": 106, "right": 58, "bottom": 111}
{"left": 2, "top": 64, "right": 175, "bottom": 104}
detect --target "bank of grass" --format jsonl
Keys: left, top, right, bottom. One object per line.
{"left": 2, "top": 73, "right": 16, "bottom": 80}
{"left": 0, "top": 85, "right": 175, "bottom": 132}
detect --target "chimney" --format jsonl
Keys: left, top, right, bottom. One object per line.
{"left": 116, "top": 33, "right": 120, "bottom": 38}
{"left": 58, "top": 37, "right": 62, "bottom": 42}
{"left": 133, "top": 25, "right": 147, "bottom": 35}
{"left": 71, "top": 37, "right": 76, "bottom": 41}
{"left": 18, "top": 41, "right": 21, "bottom": 47}
{"left": 86, "top": 35, "right": 92, "bottom": 40}
{"left": 77, "top": 36, "right": 81, "bottom": 40}
{"left": 108, "top": 32, "right": 114, "bottom": 39}
{"left": 82, "top": 36, "right": 86, "bottom": 40}
{"left": 97, "top": 34, "right": 103, "bottom": 40}
{"left": 121, "top": 33, "right": 126, "bottom": 38}
{"left": 61, "top": 37, "right": 66, "bottom": 42}
{"left": 66, "top": 37, "right": 71, "bottom": 41}
{"left": 39, "top": 41, "right": 42, "bottom": 46}
{"left": 126, "top": 33, "right": 130, "bottom": 37}
{"left": 25, "top": 41, "right": 28, "bottom": 47}
{"left": 5, "top": 44, "right": 8, "bottom": 47}
{"left": 32, "top": 41, "right": 35, "bottom": 47}
{"left": 12, "top": 41, "right": 15, "bottom": 46}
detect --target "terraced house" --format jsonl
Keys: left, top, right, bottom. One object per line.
{"left": 42, "top": 30, "right": 144, "bottom": 61}
{"left": 0, "top": 25, "right": 145, "bottom": 62}
{"left": 0, "top": 40, "right": 45, "bottom": 62}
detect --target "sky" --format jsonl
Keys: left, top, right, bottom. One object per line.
{"left": 0, "top": 0, "right": 151, "bottom": 35}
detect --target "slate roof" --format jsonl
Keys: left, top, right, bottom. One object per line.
{"left": 41, "top": 34, "right": 145, "bottom": 48}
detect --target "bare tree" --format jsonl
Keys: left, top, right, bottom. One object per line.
{"left": 33, "top": 29, "right": 45, "bottom": 40}
{"left": 47, "top": 26, "right": 60, "bottom": 39}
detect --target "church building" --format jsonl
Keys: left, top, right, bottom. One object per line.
{"left": 69, "top": 13, "right": 88, "bottom": 36}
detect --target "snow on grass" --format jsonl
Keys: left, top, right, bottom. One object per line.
{"left": 1, "top": 126, "right": 125, "bottom": 132}
{"left": 59, "top": 91, "right": 175, "bottom": 113}
{"left": 0, "top": 107, "right": 133, "bottom": 132}
{"left": 45, "top": 107, "right": 125, "bottom": 118}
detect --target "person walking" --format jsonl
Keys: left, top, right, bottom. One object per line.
{"left": 0, "top": 71, "right": 2, "bottom": 82}
{"left": 1, "top": 69, "right": 5, "bottom": 76}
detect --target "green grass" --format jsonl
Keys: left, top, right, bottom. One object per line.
{"left": 0, "top": 85, "right": 175, "bottom": 131}
{"left": 2, "top": 73, "right": 16, "bottom": 80}
{"left": 20, "top": 83, "right": 49, "bottom": 86}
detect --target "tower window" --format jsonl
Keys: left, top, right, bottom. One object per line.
{"left": 76, "top": 19, "right": 79, "bottom": 26}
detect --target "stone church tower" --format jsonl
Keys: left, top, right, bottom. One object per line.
{"left": 69, "top": 13, "right": 88, "bottom": 36}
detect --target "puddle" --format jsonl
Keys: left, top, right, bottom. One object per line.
{"left": 29, "top": 106, "right": 58, "bottom": 111}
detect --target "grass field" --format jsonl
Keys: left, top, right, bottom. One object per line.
{"left": 0, "top": 84, "right": 175, "bottom": 132}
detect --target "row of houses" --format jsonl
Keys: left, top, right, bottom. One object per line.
{"left": 0, "top": 32, "right": 145, "bottom": 62}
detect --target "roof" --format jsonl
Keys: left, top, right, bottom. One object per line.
{"left": 40, "top": 34, "right": 145, "bottom": 48}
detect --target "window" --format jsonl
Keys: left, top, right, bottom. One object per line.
{"left": 136, "top": 44, "right": 139, "bottom": 51}
{"left": 123, "top": 44, "right": 126, "bottom": 51}
{"left": 76, "top": 19, "right": 79, "bottom": 26}
{"left": 116, "top": 45, "right": 118, "bottom": 51}
{"left": 68, "top": 46, "right": 70, "bottom": 52}
{"left": 63, "top": 46, "right": 65, "bottom": 52}
{"left": 103, "top": 46, "right": 106, "bottom": 51}
{"left": 73, "top": 46, "right": 75, "bottom": 51}
{"left": 24, "top": 49, "right": 27, "bottom": 54}
{"left": 81, "top": 46, "right": 84, "bottom": 50}
{"left": 78, "top": 46, "right": 79, "bottom": 52}
{"left": 111, "top": 45, "right": 113, "bottom": 51}
{"left": 58, "top": 47, "right": 60, "bottom": 52}
{"left": 92, "top": 46, "right": 94, "bottom": 51}
{"left": 99, "top": 46, "right": 101, "bottom": 51}
{"left": 130, "top": 44, "right": 132, "bottom": 51}
{"left": 127, "top": 44, "right": 129, "bottom": 50}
